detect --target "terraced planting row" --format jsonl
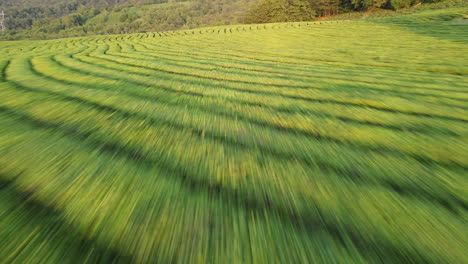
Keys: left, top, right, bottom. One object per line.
{"left": 0, "top": 7, "right": 467, "bottom": 264}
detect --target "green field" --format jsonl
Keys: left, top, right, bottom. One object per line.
{"left": 0, "top": 7, "right": 467, "bottom": 263}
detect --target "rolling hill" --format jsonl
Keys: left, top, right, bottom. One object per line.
{"left": 0, "top": 7, "right": 467, "bottom": 264}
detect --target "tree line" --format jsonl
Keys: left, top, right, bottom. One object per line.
{"left": 0, "top": 0, "right": 448, "bottom": 40}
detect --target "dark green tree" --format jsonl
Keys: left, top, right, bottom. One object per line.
{"left": 244, "top": 0, "right": 313, "bottom": 24}
{"left": 289, "top": 0, "right": 315, "bottom": 21}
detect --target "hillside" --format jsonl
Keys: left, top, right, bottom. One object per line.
{"left": 0, "top": 0, "right": 138, "bottom": 8}
{"left": 0, "top": 7, "right": 467, "bottom": 263}
{"left": 1, "top": 0, "right": 259, "bottom": 40}
{"left": 2, "top": 0, "right": 466, "bottom": 40}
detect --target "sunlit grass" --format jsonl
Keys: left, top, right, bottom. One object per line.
{"left": 0, "top": 7, "right": 467, "bottom": 264}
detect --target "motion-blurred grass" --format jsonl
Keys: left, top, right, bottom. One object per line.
{"left": 0, "top": 7, "right": 467, "bottom": 264}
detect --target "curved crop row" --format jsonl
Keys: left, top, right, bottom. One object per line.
{"left": 0, "top": 10, "right": 467, "bottom": 264}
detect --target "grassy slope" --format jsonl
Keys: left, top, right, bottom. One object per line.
{"left": 0, "top": 7, "right": 467, "bottom": 263}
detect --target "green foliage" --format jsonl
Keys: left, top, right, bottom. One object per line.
{"left": 309, "top": 0, "right": 341, "bottom": 16}
{"left": 244, "top": 0, "right": 314, "bottom": 23}
{"left": 289, "top": 0, "right": 317, "bottom": 20}
{"left": 390, "top": 0, "right": 417, "bottom": 9}
{"left": 64, "top": 13, "right": 86, "bottom": 26}
{"left": 351, "top": 0, "right": 388, "bottom": 9}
